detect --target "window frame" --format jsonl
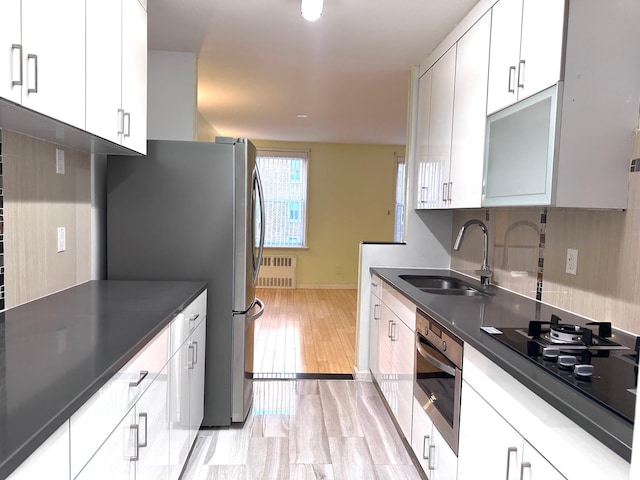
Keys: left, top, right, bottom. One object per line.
{"left": 256, "top": 149, "right": 309, "bottom": 249}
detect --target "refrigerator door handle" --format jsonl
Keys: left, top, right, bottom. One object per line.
{"left": 245, "top": 297, "right": 265, "bottom": 324}
{"left": 251, "top": 165, "right": 266, "bottom": 284}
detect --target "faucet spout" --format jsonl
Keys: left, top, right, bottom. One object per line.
{"left": 453, "top": 219, "right": 492, "bottom": 286}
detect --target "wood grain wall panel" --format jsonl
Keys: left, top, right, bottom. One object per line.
{"left": 3, "top": 130, "right": 91, "bottom": 308}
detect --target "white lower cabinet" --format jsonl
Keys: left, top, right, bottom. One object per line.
{"left": 7, "top": 421, "right": 70, "bottom": 480}
{"left": 457, "top": 381, "right": 565, "bottom": 480}
{"left": 411, "top": 398, "right": 457, "bottom": 480}
{"left": 75, "top": 407, "right": 137, "bottom": 480}
{"left": 188, "top": 319, "right": 206, "bottom": 447}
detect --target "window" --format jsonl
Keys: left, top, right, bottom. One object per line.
{"left": 257, "top": 150, "right": 308, "bottom": 248}
{"left": 394, "top": 156, "right": 406, "bottom": 242}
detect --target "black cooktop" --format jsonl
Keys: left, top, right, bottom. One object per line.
{"left": 484, "top": 326, "right": 637, "bottom": 424}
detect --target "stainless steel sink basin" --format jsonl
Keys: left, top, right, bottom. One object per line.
{"left": 399, "top": 275, "right": 489, "bottom": 296}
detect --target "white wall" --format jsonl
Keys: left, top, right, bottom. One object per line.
{"left": 147, "top": 51, "right": 198, "bottom": 141}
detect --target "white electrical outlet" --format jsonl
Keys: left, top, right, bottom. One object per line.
{"left": 57, "top": 227, "right": 66, "bottom": 252}
{"left": 55, "top": 148, "right": 65, "bottom": 174}
{"left": 566, "top": 248, "right": 578, "bottom": 275}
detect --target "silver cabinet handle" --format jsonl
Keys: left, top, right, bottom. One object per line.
{"left": 188, "top": 341, "right": 197, "bottom": 369}
{"left": 517, "top": 60, "right": 526, "bottom": 89}
{"left": 373, "top": 304, "right": 381, "bottom": 320}
{"left": 124, "top": 112, "right": 131, "bottom": 137}
{"left": 508, "top": 66, "right": 516, "bottom": 93}
{"left": 520, "top": 462, "right": 531, "bottom": 480}
{"left": 387, "top": 320, "right": 393, "bottom": 338}
{"left": 420, "top": 186, "right": 428, "bottom": 203}
{"left": 506, "top": 447, "right": 518, "bottom": 480}
{"left": 27, "top": 53, "right": 38, "bottom": 93}
{"left": 117, "top": 108, "right": 125, "bottom": 135}
{"left": 11, "top": 44, "right": 23, "bottom": 86}
{"left": 390, "top": 321, "right": 398, "bottom": 341}
{"left": 422, "top": 435, "right": 430, "bottom": 460}
{"left": 428, "top": 444, "right": 437, "bottom": 470}
{"left": 128, "top": 424, "right": 139, "bottom": 461}
{"left": 189, "top": 313, "right": 200, "bottom": 323}
{"left": 442, "top": 183, "right": 447, "bottom": 203}
{"left": 138, "top": 412, "right": 148, "bottom": 447}
{"left": 448, "top": 182, "right": 453, "bottom": 202}
{"left": 129, "top": 370, "right": 148, "bottom": 387}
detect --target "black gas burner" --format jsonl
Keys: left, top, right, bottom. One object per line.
{"left": 483, "top": 314, "right": 637, "bottom": 424}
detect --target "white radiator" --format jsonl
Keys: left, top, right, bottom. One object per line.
{"left": 257, "top": 255, "right": 297, "bottom": 288}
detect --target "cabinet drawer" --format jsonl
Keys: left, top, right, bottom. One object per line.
{"left": 170, "top": 290, "right": 207, "bottom": 356}
{"left": 70, "top": 325, "right": 169, "bottom": 478}
{"left": 381, "top": 282, "right": 416, "bottom": 331}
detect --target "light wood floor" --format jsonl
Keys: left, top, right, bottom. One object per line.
{"left": 253, "top": 289, "right": 357, "bottom": 375}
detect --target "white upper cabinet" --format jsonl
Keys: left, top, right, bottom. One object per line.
{"left": 86, "top": 0, "right": 147, "bottom": 154}
{"left": 20, "top": 0, "right": 86, "bottom": 129}
{"left": 86, "top": 0, "right": 123, "bottom": 145}
{"left": 415, "top": 69, "right": 433, "bottom": 209}
{"left": 448, "top": 13, "right": 491, "bottom": 209}
{"left": 0, "top": 0, "right": 22, "bottom": 104}
{"left": 121, "top": 0, "right": 148, "bottom": 154}
{"left": 487, "top": 0, "right": 564, "bottom": 115}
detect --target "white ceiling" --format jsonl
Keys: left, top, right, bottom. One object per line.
{"left": 148, "top": 0, "right": 479, "bottom": 145}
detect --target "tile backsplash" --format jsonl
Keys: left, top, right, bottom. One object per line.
{"left": 452, "top": 174, "right": 640, "bottom": 335}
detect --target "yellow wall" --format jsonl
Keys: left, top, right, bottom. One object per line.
{"left": 253, "top": 140, "right": 403, "bottom": 287}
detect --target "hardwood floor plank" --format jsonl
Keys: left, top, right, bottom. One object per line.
{"left": 254, "top": 289, "right": 356, "bottom": 374}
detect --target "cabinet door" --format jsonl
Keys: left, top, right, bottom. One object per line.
{"left": 377, "top": 305, "right": 395, "bottom": 408}
{"left": 521, "top": 441, "right": 567, "bottom": 480}
{"left": 7, "top": 421, "right": 70, "bottom": 480}
{"left": 448, "top": 13, "right": 490, "bottom": 209}
{"left": 487, "top": 0, "right": 523, "bottom": 114}
{"left": 415, "top": 69, "right": 433, "bottom": 208}
{"left": 188, "top": 319, "right": 207, "bottom": 447}
{"left": 518, "top": 0, "right": 564, "bottom": 101}
{"left": 75, "top": 407, "right": 137, "bottom": 480}
{"left": 427, "top": 46, "right": 456, "bottom": 208}
{"left": 457, "top": 381, "right": 523, "bottom": 480}
{"left": 431, "top": 425, "right": 457, "bottom": 480}
{"left": 411, "top": 398, "right": 434, "bottom": 475}
{"left": 391, "top": 317, "right": 414, "bottom": 440}
{"left": 368, "top": 291, "right": 381, "bottom": 379}
{"left": 168, "top": 343, "right": 191, "bottom": 480}
{"left": 0, "top": 0, "right": 22, "bottom": 103}
{"left": 121, "top": 0, "right": 147, "bottom": 154}
{"left": 86, "top": 0, "right": 122, "bottom": 144}
{"left": 137, "top": 365, "right": 171, "bottom": 480}
{"left": 21, "top": 0, "right": 85, "bottom": 129}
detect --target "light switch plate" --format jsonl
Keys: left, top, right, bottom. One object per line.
{"left": 57, "top": 227, "right": 66, "bottom": 252}
{"left": 566, "top": 248, "right": 578, "bottom": 275}
{"left": 56, "top": 148, "right": 65, "bottom": 174}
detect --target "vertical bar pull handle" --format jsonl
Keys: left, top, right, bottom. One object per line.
{"left": 420, "top": 186, "right": 428, "bottom": 203}
{"left": 448, "top": 182, "right": 453, "bottom": 202}
{"left": 27, "top": 54, "right": 38, "bottom": 93}
{"left": 422, "top": 435, "right": 430, "bottom": 460}
{"left": 508, "top": 66, "right": 516, "bottom": 93}
{"left": 138, "top": 413, "right": 148, "bottom": 447}
{"left": 520, "top": 461, "right": 531, "bottom": 480}
{"left": 428, "top": 444, "right": 437, "bottom": 470}
{"left": 193, "top": 340, "right": 198, "bottom": 365}
{"left": 124, "top": 112, "right": 131, "bottom": 137}
{"left": 517, "top": 60, "right": 526, "bottom": 89}
{"left": 442, "top": 183, "right": 447, "bottom": 203}
{"left": 128, "top": 424, "right": 140, "bottom": 461}
{"left": 117, "top": 108, "right": 125, "bottom": 135}
{"left": 11, "top": 44, "right": 23, "bottom": 86}
{"left": 388, "top": 320, "right": 393, "bottom": 338}
{"left": 506, "top": 447, "right": 518, "bottom": 480}
{"left": 373, "top": 304, "right": 381, "bottom": 320}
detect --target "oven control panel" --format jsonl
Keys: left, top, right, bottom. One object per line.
{"left": 416, "top": 309, "right": 463, "bottom": 368}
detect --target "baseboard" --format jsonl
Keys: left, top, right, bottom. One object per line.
{"left": 352, "top": 367, "right": 372, "bottom": 381}
{"left": 295, "top": 283, "right": 357, "bottom": 290}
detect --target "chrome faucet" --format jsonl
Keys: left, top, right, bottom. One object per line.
{"left": 453, "top": 219, "right": 492, "bottom": 287}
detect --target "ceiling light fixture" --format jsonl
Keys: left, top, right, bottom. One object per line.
{"left": 297, "top": 114, "right": 309, "bottom": 119}
{"left": 301, "top": 0, "right": 323, "bottom": 22}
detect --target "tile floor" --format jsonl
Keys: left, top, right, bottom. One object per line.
{"left": 182, "top": 380, "right": 424, "bottom": 480}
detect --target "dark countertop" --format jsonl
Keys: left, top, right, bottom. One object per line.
{"left": 0, "top": 280, "right": 207, "bottom": 478}
{"left": 371, "top": 267, "right": 636, "bottom": 462}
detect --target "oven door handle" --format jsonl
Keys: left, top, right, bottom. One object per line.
{"left": 416, "top": 336, "right": 456, "bottom": 377}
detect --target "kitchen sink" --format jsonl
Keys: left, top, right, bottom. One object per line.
{"left": 399, "top": 275, "right": 490, "bottom": 296}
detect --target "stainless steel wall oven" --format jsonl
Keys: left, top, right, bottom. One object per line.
{"left": 414, "top": 309, "right": 463, "bottom": 455}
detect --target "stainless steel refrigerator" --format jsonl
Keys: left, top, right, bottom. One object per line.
{"left": 106, "top": 138, "right": 265, "bottom": 426}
